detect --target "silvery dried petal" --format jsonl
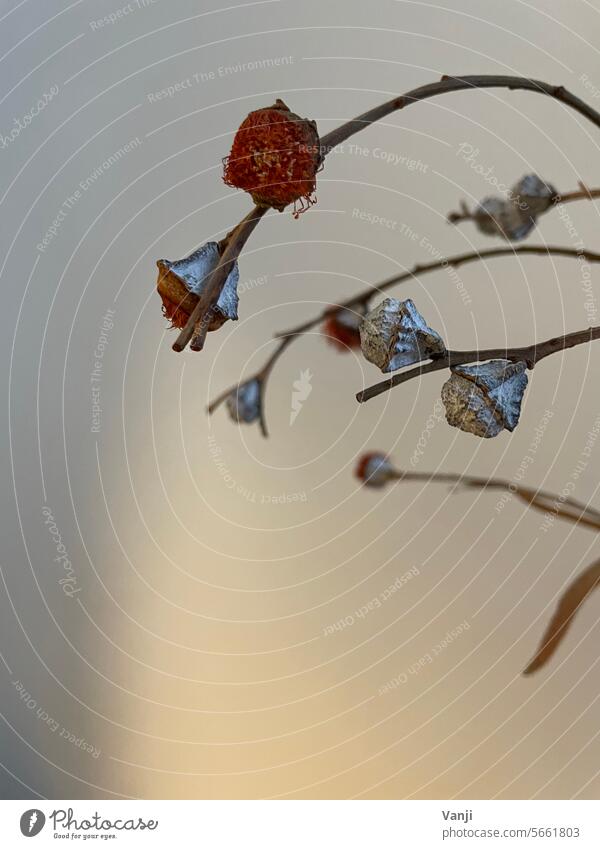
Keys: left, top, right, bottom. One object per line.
{"left": 359, "top": 453, "right": 395, "bottom": 488}
{"left": 474, "top": 197, "right": 534, "bottom": 241}
{"left": 226, "top": 379, "right": 261, "bottom": 424}
{"left": 158, "top": 241, "right": 239, "bottom": 327}
{"left": 512, "top": 174, "right": 557, "bottom": 217}
{"left": 360, "top": 297, "right": 446, "bottom": 373}
{"left": 441, "top": 359, "right": 528, "bottom": 438}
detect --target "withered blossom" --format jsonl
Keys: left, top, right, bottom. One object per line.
{"left": 157, "top": 241, "right": 239, "bottom": 331}
{"left": 441, "top": 359, "right": 528, "bottom": 438}
{"left": 360, "top": 298, "right": 446, "bottom": 373}
{"left": 223, "top": 99, "right": 321, "bottom": 215}
{"left": 225, "top": 379, "right": 262, "bottom": 425}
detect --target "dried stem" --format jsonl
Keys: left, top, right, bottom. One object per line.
{"left": 172, "top": 205, "right": 268, "bottom": 352}
{"left": 383, "top": 467, "right": 600, "bottom": 673}
{"left": 524, "top": 556, "right": 600, "bottom": 674}
{"left": 357, "top": 325, "right": 600, "bottom": 404}
{"left": 277, "top": 245, "right": 600, "bottom": 337}
{"left": 320, "top": 75, "right": 600, "bottom": 152}
{"left": 388, "top": 469, "right": 600, "bottom": 532}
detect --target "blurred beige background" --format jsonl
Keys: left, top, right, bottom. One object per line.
{"left": 2, "top": 0, "right": 600, "bottom": 799}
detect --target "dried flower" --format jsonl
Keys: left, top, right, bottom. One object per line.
{"left": 441, "top": 359, "right": 528, "bottom": 438}
{"left": 323, "top": 305, "right": 366, "bottom": 351}
{"left": 226, "top": 379, "right": 262, "bottom": 424}
{"left": 223, "top": 99, "right": 321, "bottom": 215}
{"left": 355, "top": 452, "right": 396, "bottom": 488}
{"left": 157, "top": 241, "right": 239, "bottom": 331}
{"left": 512, "top": 173, "right": 557, "bottom": 218}
{"left": 360, "top": 297, "right": 446, "bottom": 372}
{"left": 472, "top": 174, "right": 556, "bottom": 241}
{"left": 473, "top": 197, "right": 535, "bottom": 241}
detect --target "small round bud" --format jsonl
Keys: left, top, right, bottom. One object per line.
{"left": 226, "top": 379, "right": 262, "bottom": 424}
{"left": 323, "top": 305, "right": 366, "bottom": 351}
{"left": 360, "top": 297, "right": 446, "bottom": 373}
{"left": 441, "top": 359, "right": 528, "bottom": 438}
{"left": 157, "top": 241, "right": 239, "bottom": 331}
{"left": 355, "top": 452, "right": 396, "bottom": 488}
{"left": 223, "top": 99, "right": 321, "bottom": 215}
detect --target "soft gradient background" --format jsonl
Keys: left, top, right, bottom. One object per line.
{"left": 2, "top": 0, "right": 600, "bottom": 800}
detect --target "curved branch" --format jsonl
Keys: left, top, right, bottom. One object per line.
{"left": 320, "top": 75, "right": 600, "bottom": 152}
{"left": 357, "top": 325, "right": 600, "bottom": 404}
{"left": 389, "top": 469, "right": 600, "bottom": 532}
{"left": 276, "top": 245, "right": 600, "bottom": 338}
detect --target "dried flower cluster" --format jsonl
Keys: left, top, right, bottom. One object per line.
{"left": 153, "top": 76, "right": 600, "bottom": 675}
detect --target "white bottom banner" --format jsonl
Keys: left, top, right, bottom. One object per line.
{"left": 0, "top": 800, "right": 597, "bottom": 848}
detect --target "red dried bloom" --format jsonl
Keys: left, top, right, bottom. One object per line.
{"left": 323, "top": 306, "right": 364, "bottom": 352}
{"left": 223, "top": 99, "right": 321, "bottom": 216}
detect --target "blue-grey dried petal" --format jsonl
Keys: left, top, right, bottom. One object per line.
{"left": 360, "top": 297, "right": 446, "bottom": 373}
{"left": 442, "top": 359, "right": 528, "bottom": 437}
{"left": 474, "top": 197, "right": 535, "bottom": 241}
{"left": 512, "top": 174, "right": 557, "bottom": 218}
{"left": 159, "top": 241, "right": 239, "bottom": 322}
{"left": 226, "top": 379, "right": 261, "bottom": 424}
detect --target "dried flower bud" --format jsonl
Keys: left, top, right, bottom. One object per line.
{"left": 355, "top": 452, "right": 396, "bottom": 488}
{"left": 226, "top": 379, "right": 262, "bottom": 424}
{"left": 441, "top": 359, "right": 528, "bottom": 438}
{"left": 157, "top": 241, "right": 239, "bottom": 331}
{"left": 360, "top": 297, "right": 446, "bottom": 373}
{"left": 512, "top": 173, "right": 557, "bottom": 218}
{"left": 473, "top": 197, "right": 535, "bottom": 241}
{"left": 223, "top": 99, "right": 321, "bottom": 215}
{"left": 323, "top": 304, "right": 366, "bottom": 351}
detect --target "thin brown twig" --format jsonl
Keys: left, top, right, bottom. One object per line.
{"left": 382, "top": 467, "right": 600, "bottom": 673}
{"left": 319, "top": 75, "right": 600, "bottom": 152}
{"left": 276, "top": 245, "right": 600, "bottom": 338}
{"left": 388, "top": 469, "right": 600, "bottom": 532}
{"left": 356, "top": 325, "right": 600, "bottom": 404}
